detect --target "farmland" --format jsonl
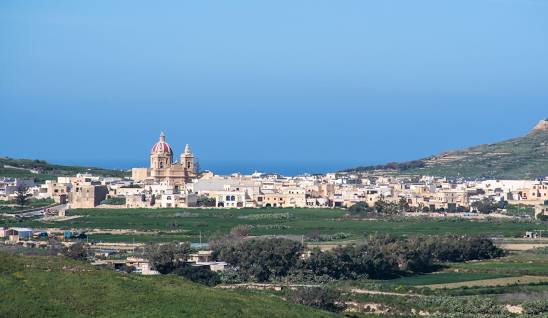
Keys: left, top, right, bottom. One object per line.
{"left": 3, "top": 207, "right": 547, "bottom": 244}
{"left": 2, "top": 207, "right": 548, "bottom": 317}
{"left": 332, "top": 249, "right": 548, "bottom": 316}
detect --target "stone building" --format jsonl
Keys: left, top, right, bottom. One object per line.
{"left": 69, "top": 184, "right": 108, "bottom": 209}
{"left": 132, "top": 132, "right": 198, "bottom": 188}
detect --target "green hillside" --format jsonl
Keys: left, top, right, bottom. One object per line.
{"left": 347, "top": 120, "right": 548, "bottom": 179}
{"left": 0, "top": 157, "right": 129, "bottom": 182}
{"left": 0, "top": 252, "right": 333, "bottom": 318}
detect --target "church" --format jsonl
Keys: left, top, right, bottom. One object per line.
{"left": 132, "top": 132, "right": 198, "bottom": 187}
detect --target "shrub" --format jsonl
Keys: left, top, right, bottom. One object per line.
{"left": 212, "top": 238, "right": 303, "bottom": 282}
{"left": 522, "top": 300, "right": 548, "bottom": 315}
{"left": 174, "top": 265, "right": 220, "bottom": 286}
{"left": 290, "top": 287, "right": 346, "bottom": 312}
{"left": 62, "top": 242, "right": 87, "bottom": 261}
{"left": 348, "top": 202, "right": 370, "bottom": 215}
{"left": 218, "top": 267, "right": 244, "bottom": 284}
{"left": 144, "top": 242, "right": 191, "bottom": 274}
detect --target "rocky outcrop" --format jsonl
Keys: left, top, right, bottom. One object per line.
{"left": 530, "top": 119, "right": 548, "bottom": 134}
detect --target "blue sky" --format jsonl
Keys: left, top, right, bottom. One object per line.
{"left": 1, "top": 1, "right": 547, "bottom": 174}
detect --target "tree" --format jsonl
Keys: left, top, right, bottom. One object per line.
{"left": 398, "top": 197, "right": 409, "bottom": 212}
{"left": 348, "top": 202, "right": 370, "bottom": 215}
{"left": 144, "top": 242, "right": 192, "bottom": 274}
{"left": 14, "top": 185, "right": 30, "bottom": 208}
{"left": 197, "top": 195, "right": 216, "bottom": 207}
{"left": 62, "top": 242, "right": 87, "bottom": 260}
{"left": 213, "top": 238, "right": 303, "bottom": 282}
{"left": 471, "top": 198, "right": 498, "bottom": 214}
{"left": 373, "top": 198, "right": 399, "bottom": 215}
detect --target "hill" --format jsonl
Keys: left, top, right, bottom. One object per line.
{"left": 346, "top": 119, "right": 548, "bottom": 179}
{"left": 0, "top": 157, "right": 129, "bottom": 182}
{"left": 0, "top": 252, "right": 333, "bottom": 318}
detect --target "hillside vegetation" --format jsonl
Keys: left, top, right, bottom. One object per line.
{"left": 347, "top": 120, "right": 548, "bottom": 179}
{"left": 0, "top": 252, "right": 334, "bottom": 318}
{"left": 0, "top": 157, "right": 129, "bottom": 182}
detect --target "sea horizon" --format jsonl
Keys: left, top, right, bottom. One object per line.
{"left": 47, "top": 158, "right": 379, "bottom": 177}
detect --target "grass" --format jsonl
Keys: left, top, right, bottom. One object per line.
{"left": 87, "top": 232, "right": 193, "bottom": 243}
{"left": 2, "top": 207, "right": 547, "bottom": 243}
{"left": 420, "top": 275, "right": 548, "bottom": 289}
{"left": 0, "top": 198, "right": 55, "bottom": 213}
{"left": 347, "top": 129, "right": 548, "bottom": 179}
{"left": 505, "top": 204, "right": 535, "bottom": 218}
{"left": 0, "top": 252, "right": 335, "bottom": 318}
{"left": 335, "top": 250, "right": 548, "bottom": 316}
{"left": 373, "top": 272, "right": 512, "bottom": 287}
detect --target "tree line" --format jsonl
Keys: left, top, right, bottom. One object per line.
{"left": 210, "top": 234, "right": 504, "bottom": 282}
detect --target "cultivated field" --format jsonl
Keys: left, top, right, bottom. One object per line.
{"left": 3, "top": 207, "right": 547, "bottom": 243}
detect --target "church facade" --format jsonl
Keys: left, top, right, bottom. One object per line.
{"left": 132, "top": 132, "right": 198, "bottom": 187}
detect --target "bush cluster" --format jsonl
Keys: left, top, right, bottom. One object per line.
{"left": 290, "top": 287, "right": 346, "bottom": 313}
{"left": 144, "top": 242, "right": 221, "bottom": 286}
{"left": 211, "top": 235, "right": 504, "bottom": 282}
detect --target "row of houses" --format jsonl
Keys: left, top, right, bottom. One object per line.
{"left": 3, "top": 171, "right": 548, "bottom": 217}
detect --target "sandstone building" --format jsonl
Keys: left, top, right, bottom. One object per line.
{"left": 132, "top": 132, "right": 198, "bottom": 188}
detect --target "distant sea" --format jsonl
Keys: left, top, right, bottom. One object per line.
{"left": 53, "top": 159, "right": 375, "bottom": 176}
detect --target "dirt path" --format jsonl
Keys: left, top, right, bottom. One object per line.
{"left": 499, "top": 243, "right": 548, "bottom": 251}
{"left": 418, "top": 275, "right": 548, "bottom": 289}
{"left": 218, "top": 283, "right": 420, "bottom": 297}
{"left": 349, "top": 288, "right": 421, "bottom": 297}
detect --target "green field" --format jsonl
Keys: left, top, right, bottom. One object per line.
{"left": 0, "top": 198, "right": 55, "bottom": 214}
{"left": 334, "top": 250, "right": 548, "bottom": 316}
{"left": 0, "top": 252, "right": 334, "bottom": 318}
{"left": 0, "top": 157, "right": 129, "bottom": 182}
{"left": 450, "top": 251, "right": 548, "bottom": 276}
{"left": 3, "top": 207, "right": 547, "bottom": 243}
{"left": 370, "top": 272, "right": 511, "bottom": 287}
{"left": 342, "top": 250, "right": 548, "bottom": 293}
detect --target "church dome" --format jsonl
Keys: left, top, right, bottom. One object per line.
{"left": 151, "top": 132, "right": 173, "bottom": 155}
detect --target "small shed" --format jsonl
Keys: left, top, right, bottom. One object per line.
{"left": 9, "top": 228, "right": 33, "bottom": 239}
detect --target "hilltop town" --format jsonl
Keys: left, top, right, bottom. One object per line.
{"left": 2, "top": 130, "right": 547, "bottom": 214}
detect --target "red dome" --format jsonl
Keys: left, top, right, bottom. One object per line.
{"left": 151, "top": 132, "right": 173, "bottom": 155}
{"left": 151, "top": 142, "right": 172, "bottom": 154}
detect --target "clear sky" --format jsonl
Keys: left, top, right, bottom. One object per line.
{"left": 1, "top": 1, "right": 547, "bottom": 175}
